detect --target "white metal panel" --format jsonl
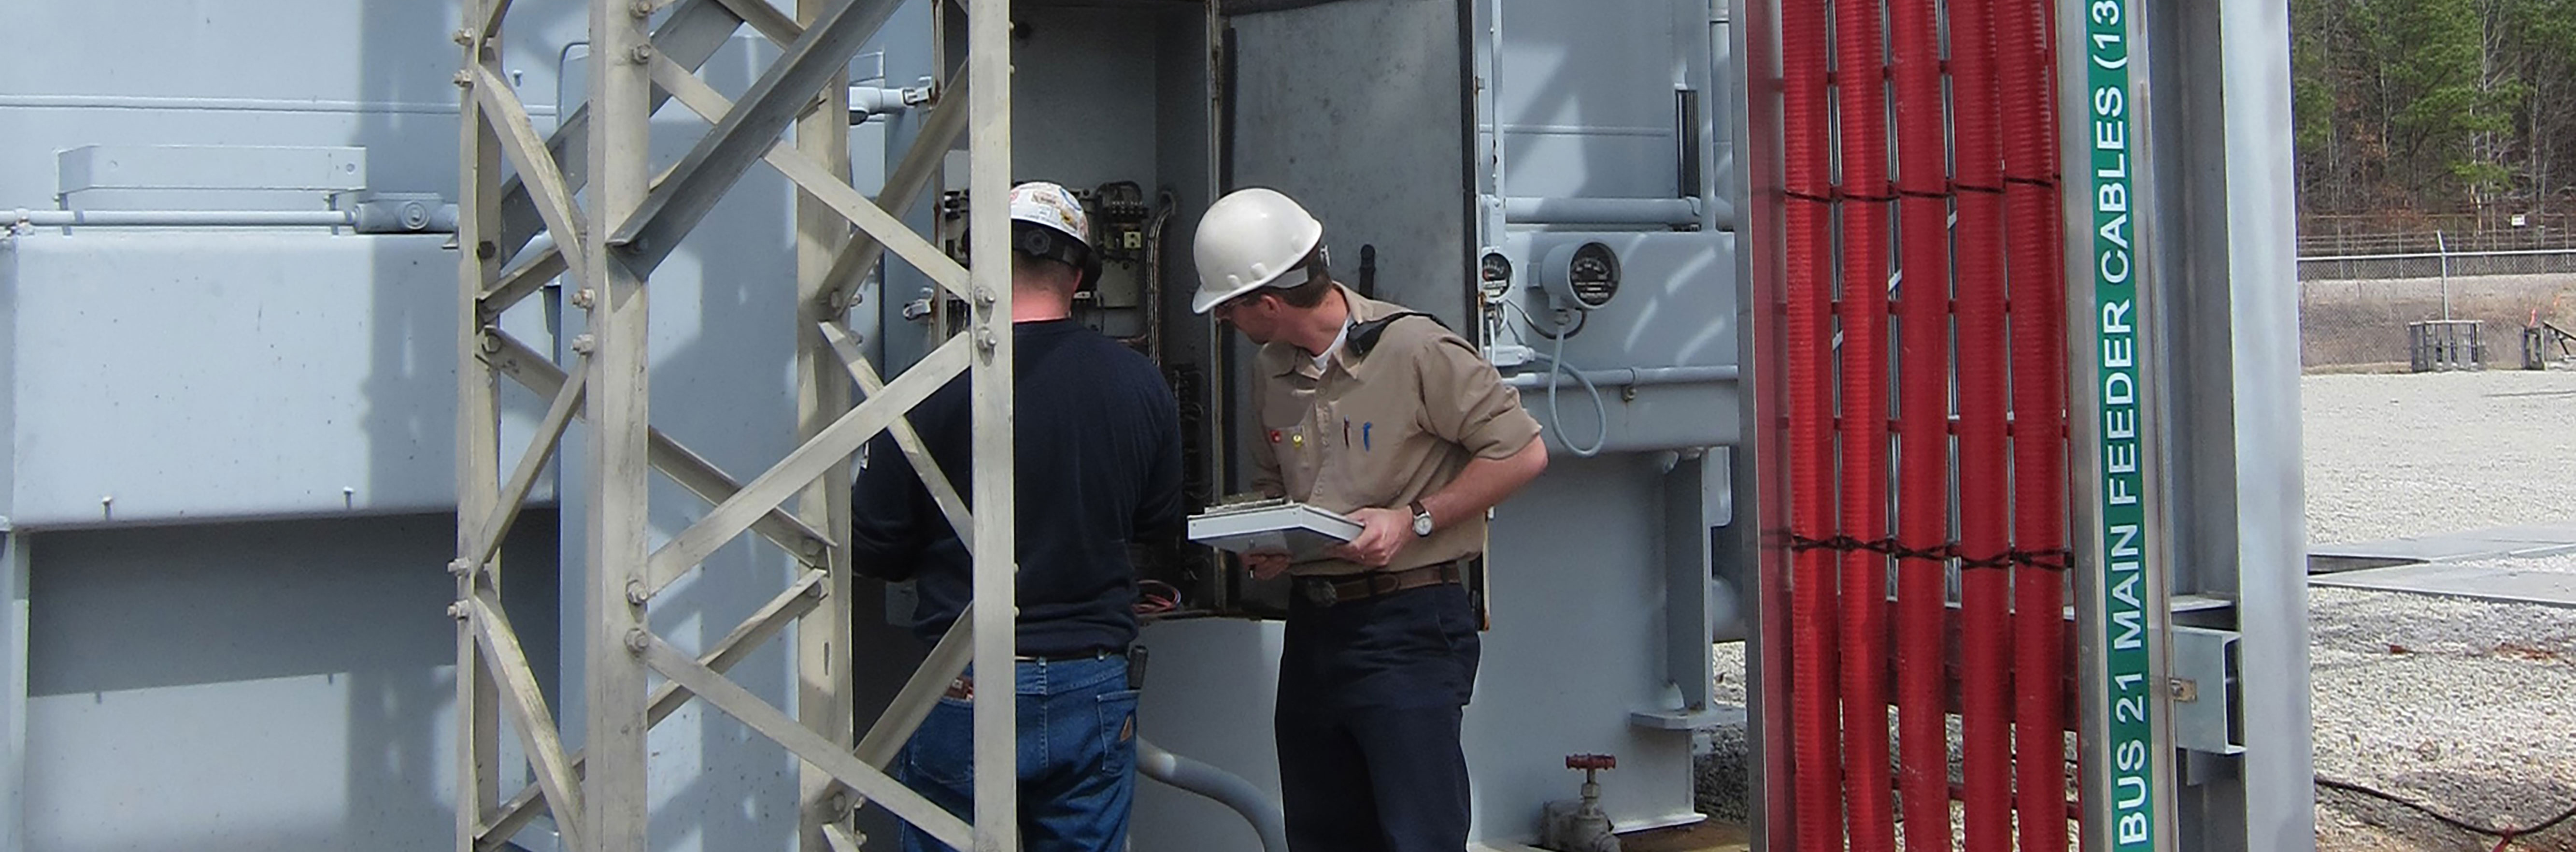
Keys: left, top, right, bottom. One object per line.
{"left": 58, "top": 144, "right": 369, "bottom": 195}
{"left": 1494, "top": 0, "right": 1694, "bottom": 200}
{"left": 4, "top": 231, "right": 552, "bottom": 528}
{"left": 0, "top": 0, "right": 587, "bottom": 207}
{"left": 19, "top": 514, "right": 552, "bottom": 852}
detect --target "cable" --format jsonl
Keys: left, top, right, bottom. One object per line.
{"left": 2318, "top": 775, "right": 2576, "bottom": 851}
{"left": 1495, "top": 297, "right": 1608, "bottom": 457}
{"left": 1499, "top": 295, "right": 1586, "bottom": 341}
{"left": 1136, "top": 579, "right": 1183, "bottom": 616}
{"left": 1537, "top": 326, "right": 1610, "bottom": 458}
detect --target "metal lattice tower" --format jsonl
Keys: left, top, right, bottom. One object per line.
{"left": 449, "top": 1, "right": 1019, "bottom": 849}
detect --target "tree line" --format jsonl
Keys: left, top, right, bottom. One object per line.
{"left": 2291, "top": 0, "right": 2576, "bottom": 228}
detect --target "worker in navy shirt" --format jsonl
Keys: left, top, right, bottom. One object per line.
{"left": 850, "top": 180, "right": 1184, "bottom": 852}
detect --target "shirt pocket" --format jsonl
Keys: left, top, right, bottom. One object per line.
{"left": 1332, "top": 408, "right": 1427, "bottom": 507}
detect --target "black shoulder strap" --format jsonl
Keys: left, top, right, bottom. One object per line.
{"left": 1346, "top": 311, "right": 1450, "bottom": 360}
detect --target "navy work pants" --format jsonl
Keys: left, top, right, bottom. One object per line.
{"left": 1275, "top": 581, "right": 1481, "bottom": 852}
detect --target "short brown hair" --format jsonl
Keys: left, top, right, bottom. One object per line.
{"left": 1274, "top": 246, "right": 1334, "bottom": 308}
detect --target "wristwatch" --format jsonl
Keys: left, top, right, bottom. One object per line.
{"left": 1409, "top": 500, "right": 1435, "bottom": 537}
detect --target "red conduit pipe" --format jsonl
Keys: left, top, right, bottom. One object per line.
{"left": 1889, "top": 0, "right": 1954, "bottom": 838}
{"left": 1832, "top": 0, "right": 1896, "bottom": 842}
{"left": 1999, "top": 0, "right": 2070, "bottom": 842}
{"left": 1781, "top": 0, "right": 1843, "bottom": 844}
{"left": 1948, "top": 0, "right": 2014, "bottom": 841}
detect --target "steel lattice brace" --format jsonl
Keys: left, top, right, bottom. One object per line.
{"left": 449, "top": 1, "right": 1019, "bottom": 850}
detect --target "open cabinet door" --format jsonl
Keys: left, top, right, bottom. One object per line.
{"left": 1219, "top": 0, "right": 1478, "bottom": 328}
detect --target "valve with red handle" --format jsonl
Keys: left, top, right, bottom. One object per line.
{"left": 1538, "top": 754, "right": 1622, "bottom": 852}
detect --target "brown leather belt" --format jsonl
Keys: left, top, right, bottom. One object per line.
{"left": 1296, "top": 560, "right": 1465, "bottom": 608}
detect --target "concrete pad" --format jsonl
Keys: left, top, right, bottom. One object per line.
{"left": 2313, "top": 524, "right": 2576, "bottom": 563}
{"left": 2310, "top": 556, "right": 2576, "bottom": 607}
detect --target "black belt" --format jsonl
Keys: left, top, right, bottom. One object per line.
{"left": 948, "top": 648, "right": 1129, "bottom": 701}
{"left": 1013, "top": 648, "right": 1125, "bottom": 663}
{"left": 1296, "top": 560, "right": 1466, "bottom": 608}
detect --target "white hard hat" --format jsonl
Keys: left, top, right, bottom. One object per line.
{"left": 1008, "top": 181, "right": 1092, "bottom": 251}
{"left": 1191, "top": 187, "right": 1324, "bottom": 314}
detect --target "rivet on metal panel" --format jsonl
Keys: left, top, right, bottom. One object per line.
{"left": 454, "top": 69, "right": 475, "bottom": 88}
{"left": 625, "top": 628, "right": 651, "bottom": 654}
{"left": 628, "top": 44, "right": 655, "bottom": 65}
{"left": 975, "top": 327, "right": 999, "bottom": 359}
{"left": 571, "top": 333, "right": 598, "bottom": 354}
{"left": 805, "top": 578, "right": 831, "bottom": 598}
{"left": 830, "top": 792, "right": 855, "bottom": 818}
{"left": 973, "top": 286, "right": 996, "bottom": 308}
{"left": 479, "top": 324, "right": 505, "bottom": 354}
{"left": 630, "top": 0, "right": 655, "bottom": 18}
{"left": 448, "top": 558, "right": 475, "bottom": 578}
{"left": 449, "top": 602, "right": 469, "bottom": 620}
{"left": 453, "top": 29, "right": 474, "bottom": 46}
{"left": 476, "top": 240, "right": 497, "bottom": 260}
{"left": 2169, "top": 677, "right": 2199, "bottom": 703}
{"left": 571, "top": 288, "right": 598, "bottom": 309}
{"left": 625, "top": 578, "right": 649, "bottom": 606}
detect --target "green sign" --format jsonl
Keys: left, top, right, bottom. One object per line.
{"left": 2085, "top": 0, "right": 2155, "bottom": 846}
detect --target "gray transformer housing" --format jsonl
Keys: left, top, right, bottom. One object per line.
{"left": 0, "top": 0, "right": 2315, "bottom": 849}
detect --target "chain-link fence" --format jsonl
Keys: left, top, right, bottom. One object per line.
{"left": 2299, "top": 216, "right": 2576, "bottom": 280}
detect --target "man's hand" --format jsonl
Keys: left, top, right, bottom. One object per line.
{"left": 1326, "top": 506, "right": 1412, "bottom": 567}
{"left": 1244, "top": 551, "right": 1292, "bottom": 580}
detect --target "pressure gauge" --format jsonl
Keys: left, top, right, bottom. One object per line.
{"left": 1541, "top": 240, "right": 1622, "bottom": 310}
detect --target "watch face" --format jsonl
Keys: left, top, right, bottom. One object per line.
{"left": 1413, "top": 513, "right": 1434, "bottom": 536}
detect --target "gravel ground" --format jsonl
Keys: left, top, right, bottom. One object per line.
{"left": 1694, "top": 369, "right": 2576, "bottom": 849}
{"left": 2311, "top": 571, "right": 2576, "bottom": 851}
{"left": 2303, "top": 370, "right": 2576, "bottom": 548}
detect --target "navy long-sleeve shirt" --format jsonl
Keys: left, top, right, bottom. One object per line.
{"left": 849, "top": 319, "right": 1184, "bottom": 656}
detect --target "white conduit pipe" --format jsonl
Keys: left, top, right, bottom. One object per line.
{"left": 1134, "top": 738, "right": 1290, "bottom": 852}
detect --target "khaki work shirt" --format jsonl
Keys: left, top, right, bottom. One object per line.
{"left": 1249, "top": 287, "right": 1545, "bottom": 577}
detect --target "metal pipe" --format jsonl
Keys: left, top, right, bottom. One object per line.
{"left": 1134, "top": 738, "right": 1290, "bottom": 852}
{"left": 11, "top": 206, "right": 461, "bottom": 233}
{"left": 14, "top": 209, "right": 356, "bottom": 228}
{"left": 847, "top": 83, "right": 929, "bottom": 121}
{"left": 1504, "top": 364, "right": 1737, "bottom": 389}
{"left": 1502, "top": 196, "right": 1732, "bottom": 229}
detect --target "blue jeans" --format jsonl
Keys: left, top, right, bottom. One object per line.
{"left": 897, "top": 654, "right": 1139, "bottom": 852}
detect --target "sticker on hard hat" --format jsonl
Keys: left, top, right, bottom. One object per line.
{"left": 1011, "top": 184, "right": 1089, "bottom": 243}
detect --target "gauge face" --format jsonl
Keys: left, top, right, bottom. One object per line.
{"left": 1480, "top": 251, "right": 1514, "bottom": 284}
{"left": 1566, "top": 242, "right": 1619, "bottom": 307}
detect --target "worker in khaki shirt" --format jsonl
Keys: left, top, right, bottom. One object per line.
{"left": 1190, "top": 188, "right": 1550, "bottom": 852}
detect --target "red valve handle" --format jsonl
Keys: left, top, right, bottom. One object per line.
{"left": 1565, "top": 754, "right": 1616, "bottom": 771}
